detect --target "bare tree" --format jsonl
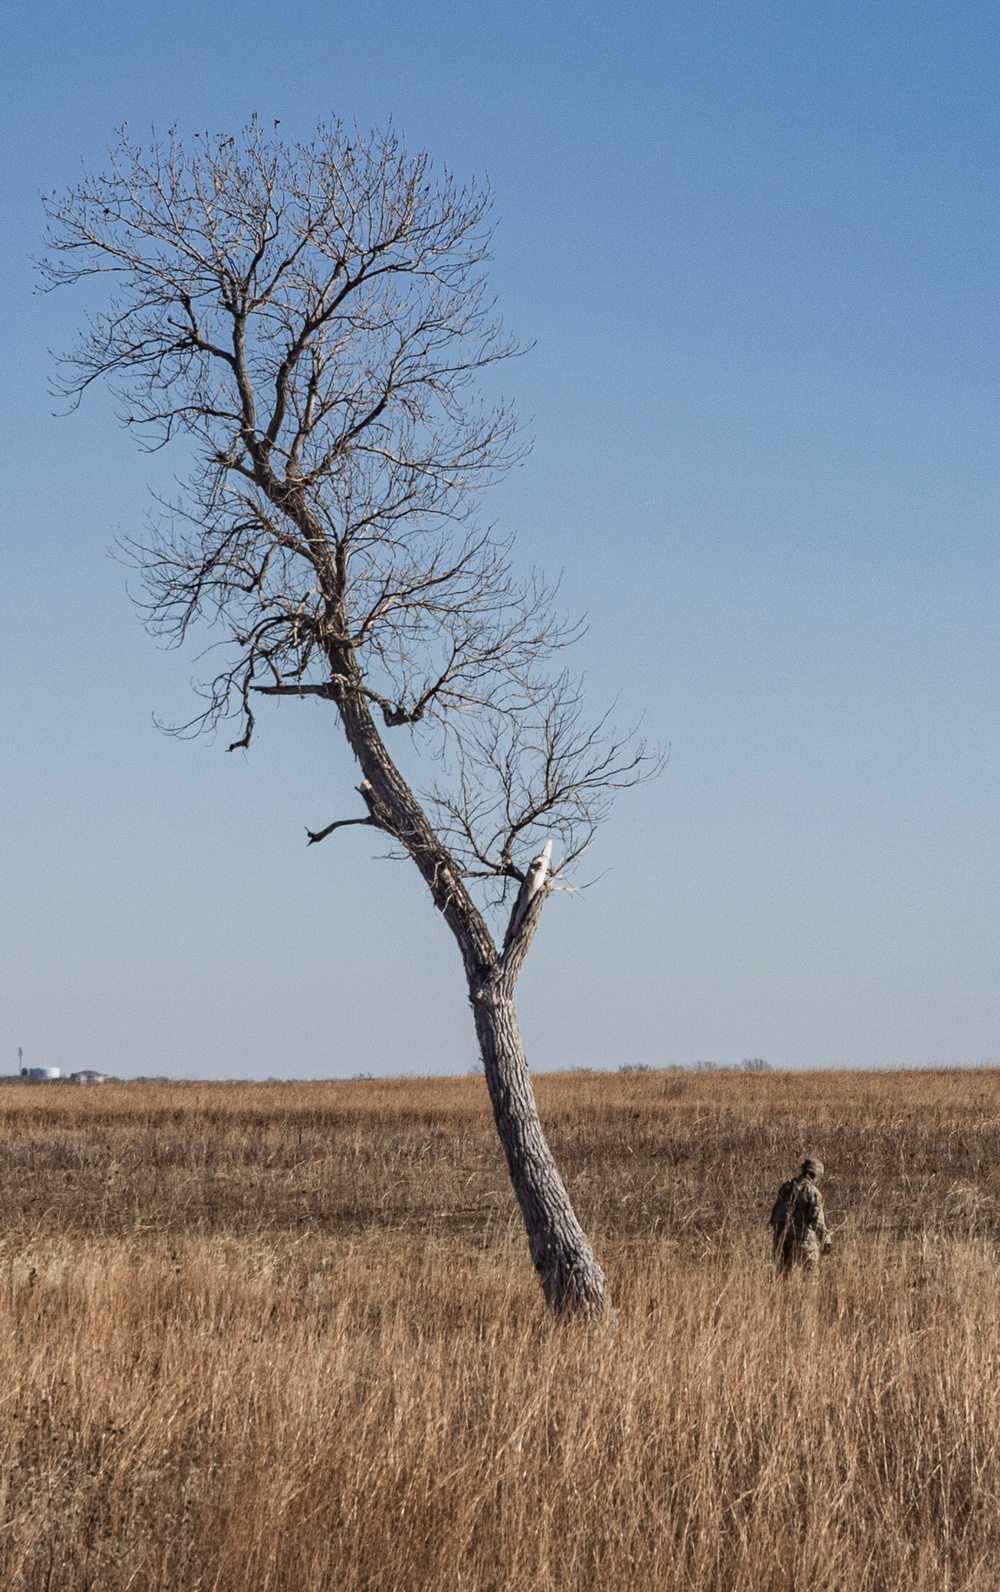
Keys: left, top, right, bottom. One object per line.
{"left": 41, "top": 119, "right": 657, "bottom": 1317}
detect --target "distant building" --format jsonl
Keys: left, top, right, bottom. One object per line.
{"left": 69, "top": 1070, "right": 107, "bottom": 1085}
{"left": 21, "top": 1067, "right": 61, "bottom": 1081}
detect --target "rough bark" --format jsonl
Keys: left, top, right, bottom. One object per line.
{"left": 335, "top": 679, "right": 609, "bottom": 1318}
{"left": 471, "top": 974, "right": 608, "bottom": 1316}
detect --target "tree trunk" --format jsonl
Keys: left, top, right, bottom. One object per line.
{"left": 333, "top": 684, "right": 609, "bottom": 1318}
{"left": 470, "top": 971, "right": 608, "bottom": 1318}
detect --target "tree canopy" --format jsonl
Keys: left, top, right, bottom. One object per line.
{"left": 42, "top": 120, "right": 651, "bottom": 900}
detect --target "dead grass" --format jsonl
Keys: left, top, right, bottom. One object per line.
{"left": 1, "top": 1068, "right": 1000, "bottom": 1589}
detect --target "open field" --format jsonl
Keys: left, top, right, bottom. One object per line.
{"left": 2, "top": 1067, "right": 1000, "bottom": 1589}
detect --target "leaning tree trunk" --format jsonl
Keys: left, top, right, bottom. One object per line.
{"left": 334, "top": 678, "right": 610, "bottom": 1318}
{"left": 471, "top": 969, "right": 608, "bottom": 1317}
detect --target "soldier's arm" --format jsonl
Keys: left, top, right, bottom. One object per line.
{"left": 815, "top": 1195, "right": 831, "bottom": 1246}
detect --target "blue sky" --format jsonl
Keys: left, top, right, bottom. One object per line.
{"left": 2, "top": 1, "right": 999, "bottom": 1076}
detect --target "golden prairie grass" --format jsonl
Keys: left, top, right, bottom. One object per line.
{"left": 2, "top": 1067, "right": 1000, "bottom": 1589}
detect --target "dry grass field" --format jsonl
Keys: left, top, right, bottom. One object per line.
{"left": 2, "top": 1066, "right": 1000, "bottom": 1590}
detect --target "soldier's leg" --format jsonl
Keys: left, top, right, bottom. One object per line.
{"left": 774, "top": 1235, "right": 794, "bottom": 1273}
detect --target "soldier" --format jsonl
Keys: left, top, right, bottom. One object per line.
{"left": 770, "top": 1157, "right": 832, "bottom": 1274}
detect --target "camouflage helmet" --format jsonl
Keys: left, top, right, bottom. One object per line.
{"left": 801, "top": 1157, "right": 824, "bottom": 1179}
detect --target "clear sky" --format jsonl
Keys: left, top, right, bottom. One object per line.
{"left": 2, "top": 1, "right": 998, "bottom": 1077}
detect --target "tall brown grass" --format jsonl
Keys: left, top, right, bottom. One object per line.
{"left": 1, "top": 1067, "right": 999, "bottom": 1589}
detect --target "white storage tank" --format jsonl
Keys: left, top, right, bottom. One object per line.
{"left": 21, "top": 1067, "right": 61, "bottom": 1081}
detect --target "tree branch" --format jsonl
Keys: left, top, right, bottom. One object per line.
{"left": 498, "top": 841, "right": 553, "bottom": 984}
{"left": 305, "top": 815, "right": 378, "bottom": 846}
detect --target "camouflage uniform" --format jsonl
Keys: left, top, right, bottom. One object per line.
{"left": 770, "top": 1158, "right": 831, "bottom": 1274}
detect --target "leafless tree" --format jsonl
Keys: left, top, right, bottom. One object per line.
{"left": 41, "top": 119, "right": 658, "bottom": 1316}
